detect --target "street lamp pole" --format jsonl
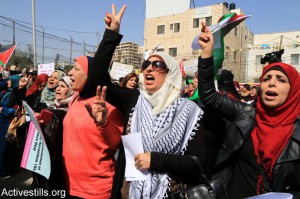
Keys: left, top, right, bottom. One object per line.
{"left": 32, "top": 0, "right": 37, "bottom": 68}
{"left": 69, "top": 35, "right": 73, "bottom": 65}
{"left": 9, "top": 18, "right": 16, "bottom": 64}
{"left": 40, "top": 26, "right": 44, "bottom": 64}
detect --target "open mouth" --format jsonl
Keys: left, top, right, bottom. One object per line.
{"left": 70, "top": 79, "right": 75, "bottom": 86}
{"left": 266, "top": 91, "right": 278, "bottom": 97}
{"left": 145, "top": 75, "right": 154, "bottom": 81}
{"left": 48, "top": 81, "right": 54, "bottom": 86}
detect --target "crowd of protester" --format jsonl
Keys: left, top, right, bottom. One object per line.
{"left": 0, "top": 4, "right": 299, "bottom": 199}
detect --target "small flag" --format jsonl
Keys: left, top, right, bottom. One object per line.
{"left": 179, "top": 59, "right": 186, "bottom": 77}
{"left": 0, "top": 43, "right": 17, "bottom": 70}
{"left": 191, "top": 13, "right": 251, "bottom": 76}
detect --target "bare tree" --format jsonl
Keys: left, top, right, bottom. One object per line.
{"left": 54, "top": 53, "right": 60, "bottom": 68}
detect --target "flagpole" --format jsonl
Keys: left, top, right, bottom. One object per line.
{"left": 32, "top": 0, "right": 37, "bottom": 68}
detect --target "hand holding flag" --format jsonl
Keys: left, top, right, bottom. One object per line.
{"left": 198, "top": 21, "right": 214, "bottom": 59}
{"left": 191, "top": 13, "right": 251, "bottom": 75}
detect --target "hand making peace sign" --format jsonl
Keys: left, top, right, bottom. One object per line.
{"left": 105, "top": 4, "right": 126, "bottom": 33}
{"left": 84, "top": 86, "right": 108, "bottom": 125}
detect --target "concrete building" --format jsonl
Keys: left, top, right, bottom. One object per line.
{"left": 246, "top": 31, "right": 300, "bottom": 82}
{"left": 112, "top": 41, "right": 142, "bottom": 68}
{"left": 144, "top": 2, "right": 254, "bottom": 82}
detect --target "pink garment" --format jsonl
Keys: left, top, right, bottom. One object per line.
{"left": 63, "top": 94, "right": 123, "bottom": 199}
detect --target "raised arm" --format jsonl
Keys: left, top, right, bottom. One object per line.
{"left": 87, "top": 4, "right": 139, "bottom": 114}
{"left": 197, "top": 21, "right": 244, "bottom": 121}
{"left": 88, "top": 4, "right": 126, "bottom": 89}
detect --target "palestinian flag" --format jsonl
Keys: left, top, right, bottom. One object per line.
{"left": 0, "top": 43, "right": 17, "bottom": 70}
{"left": 179, "top": 59, "right": 186, "bottom": 77}
{"left": 192, "top": 13, "right": 251, "bottom": 76}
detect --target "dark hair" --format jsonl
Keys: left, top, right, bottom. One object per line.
{"left": 120, "top": 73, "right": 139, "bottom": 88}
{"left": 119, "top": 77, "right": 124, "bottom": 84}
{"left": 250, "top": 85, "right": 260, "bottom": 93}
{"left": 243, "top": 84, "right": 251, "bottom": 91}
{"left": 218, "top": 69, "right": 241, "bottom": 100}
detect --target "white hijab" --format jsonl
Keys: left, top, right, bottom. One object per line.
{"left": 139, "top": 52, "right": 183, "bottom": 115}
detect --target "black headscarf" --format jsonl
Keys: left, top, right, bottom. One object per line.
{"left": 218, "top": 69, "right": 241, "bottom": 100}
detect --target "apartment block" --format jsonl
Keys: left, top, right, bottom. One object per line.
{"left": 144, "top": 2, "right": 254, "bottom": 82}
{"left": 247, "top": 31, "right": 300, "bottom": 82}
{"left": 112, "top": 42, "right": 142, "bottom": 68}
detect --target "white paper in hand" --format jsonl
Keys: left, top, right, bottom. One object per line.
{"left": 121, "top": 133, "right": 148, "bottom": 181}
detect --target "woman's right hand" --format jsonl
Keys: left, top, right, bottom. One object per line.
{"left": 198, "top": 21, "right": 214, "bottom": 58}
{"left": 105, "top": 4, "right": 126, "bottom": 33}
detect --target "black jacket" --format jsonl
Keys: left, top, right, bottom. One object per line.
{"left": 198, "top": 56, "right": 300, "bottom": 197}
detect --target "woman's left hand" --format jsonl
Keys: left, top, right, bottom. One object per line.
{"left": 84, "top": 86, "right": 108, "bottom": 125}
{"left": 134, "top": 152, "right": 151, "bottom": 170}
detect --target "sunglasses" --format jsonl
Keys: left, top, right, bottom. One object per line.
{"left": 141, "top": 60, "right": 168, "bottom": 72}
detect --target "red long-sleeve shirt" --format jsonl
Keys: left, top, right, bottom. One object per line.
{"left": 63, "top": 94, "right": 123, "bottom": 199}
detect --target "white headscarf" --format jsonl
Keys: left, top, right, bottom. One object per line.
{"left": 53, "top": 76, "right": 74, "bottom": 110}
{"left": 139, "top": 52, "right": 183, "bottom": 115}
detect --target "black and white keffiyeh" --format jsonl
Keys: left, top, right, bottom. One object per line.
{"left": 129, "top": 94, "right": 203, "bottom": 199}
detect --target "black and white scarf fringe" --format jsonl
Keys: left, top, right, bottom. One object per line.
{"left": 129, "top": 95, "right": 203, "bottom": 199}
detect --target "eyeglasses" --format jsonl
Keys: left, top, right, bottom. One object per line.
{"left": 141, "top": 60, "right": 168, "bottom": 72}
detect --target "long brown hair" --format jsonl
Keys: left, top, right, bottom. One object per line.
{"left": 120, "top": 72, "right": 139, "bottom": 88}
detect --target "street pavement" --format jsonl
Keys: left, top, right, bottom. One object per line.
{"left": 0, "top": 169, "right": 32, "bottom": 198}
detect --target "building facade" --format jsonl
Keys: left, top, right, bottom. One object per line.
{"left": 144, "top": 3, "right": 254, "bottom": 82}
{"left": 112, "top": 41, "right": 142, "bottom": 68}
{"left": 247, "top": 31, "right": 300, "bottom": 82}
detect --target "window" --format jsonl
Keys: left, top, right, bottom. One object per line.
{"left": 205, "top": 17, "right": 212, "bottom": 26}
{"left": 234, "top": 27, "right": 238, "bottom": 36}
{"left": 233, "top": 50, "right": 237, "bottom": 61}
{"left": 192, "top": 50, "right": 199, "bottom": 56}
{"left": 225, "top": 46, "right": 230, "bottom": 58}
{"left": 291, "top": 54, "right": 299, "bottom": 65}
{"left": 174, "top": 23, "right": 180, "bottom": 32}
{"left": 256, "top": 55, "right": 263, "bottom": 72}
{"left": 256, "top": 55, "right": 263, "bottom": 65}
{"left": 157, "top": 25, "right": 165, "bottom": 34}
{"left": 170, "top": 24, "right": 173, "bottom": 30}
{"left": 157, "top": 48, "right": 164, "bottom": 52}
{"left": 193, "top": 18, "right": 200, "bottom": 28}
{"left": 169, "top": 48, "right": 177, "bottom": 57}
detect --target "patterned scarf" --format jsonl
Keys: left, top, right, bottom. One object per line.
{"left": 129, "top": 94, "right": 203, "bottom": 199}
{"left": 40, "top": 70, "right": 66, "bottom": 107}
{"left": 40, "top": 86, "right": 56, "bottom": 107}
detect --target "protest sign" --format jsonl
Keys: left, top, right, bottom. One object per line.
{"left": 109, "top": 62, "right": 133, "bottom": 81}
{"left": 38, "top": 63, "right": 55, "bottom": 76}
{"left": 20, "top": 101, "right": 51, "bottom": 179}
